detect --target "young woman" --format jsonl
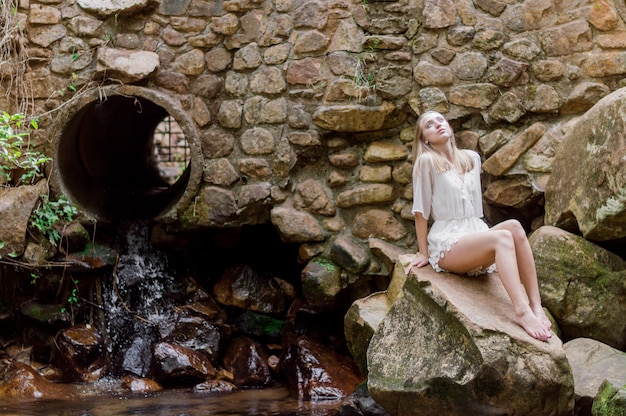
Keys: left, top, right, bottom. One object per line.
{"left": 405, "top": 111, "right": 552, "bottom": 341}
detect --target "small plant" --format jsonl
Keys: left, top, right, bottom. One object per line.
{"left": 61, "top": 279, "right": 80, "bottom": 314}
{"left": 30, "top": 194, "right": 78, "bottom": 245}
{"left": 0, "top": 112, "right": 50, "bottom": 186}
{"left": 354, "top": 52, "right": 376, "bottom": 88}
{"left": 57, "top": 73, "right": 79, "bottom": 97}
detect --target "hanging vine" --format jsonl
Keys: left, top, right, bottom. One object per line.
{"left": 0, "top": 0, "right": 33, "bottom": 116}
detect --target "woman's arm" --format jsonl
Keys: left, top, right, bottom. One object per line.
{"left": 405, "top": 212, "right": 430, "bottom": 273}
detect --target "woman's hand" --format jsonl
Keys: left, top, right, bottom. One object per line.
{"left": 404, "top": 252, "right": 429, "bottom": 274}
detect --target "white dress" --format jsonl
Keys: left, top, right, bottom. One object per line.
{"left": 411, "top": 149, "right": 496, "bottom": 276}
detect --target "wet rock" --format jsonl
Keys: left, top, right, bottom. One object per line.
{"left": 62, "top": 242, "right": 118, "bottom": 271}
{"left": 222, "top": 336, "right": 271, "bottom": 387}
{"left": 545, "top": 87, "right": 626, "bottom": 241}
{"left": 529, "top": 226, "right": 626, "bottom": 349}
{"left": 301, "top": 258, "right": 344, "bottom": 308}
{"left": 193, "top": 379, "right": 238, "bottom": 393}
{"left": 153, "top": 342, "right": 216, "bottom": 384}
{"left": 121, "top": 337, "right": 153, "bottom": 377}
{"left": 213, "top": 264, "right": 291, "bottom": 315}
{"left": 281, "top": 336, "right": 363, "bottom": 400}
{"left": 55, "top": 324, "right": 106, "bottom": 383}
{"left": 121, "top": 375, "right": 163, "bottom": 393}
{"left": 564, "top": 338, "right": 626, "bottom": 416}
{"left": 368, "top": 257, "right": 574, "bottom": 416}
{"left": 161, "top": 314, "right": 223, "bottom": 362}
{"left": 0, "top": 359, "right": 70, "bottom": 399}
{"left": 179, "top": 299, "right": 226, "bottom": 323}
{"left": 233, "top": 311, "right": 285, "bottom": 340}
{"left": 339, "top": 382, "right": 391, "bottom": 416}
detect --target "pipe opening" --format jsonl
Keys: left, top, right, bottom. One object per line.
{"left": 56, "top": 94, "right": 193, "bottom": 222}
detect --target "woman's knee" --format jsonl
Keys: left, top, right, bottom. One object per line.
{"left": 500, "top": 219, "right": 526, "bottom": 240}
{"left": 491, "top": 229, "right": 515, "bottom": 249}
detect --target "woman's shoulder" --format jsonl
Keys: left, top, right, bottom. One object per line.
{"left": 459, "top": 148, "right": 480, "bottom": 158}
{"left": 460, "top": 148, "right": 482, "bottom": 163}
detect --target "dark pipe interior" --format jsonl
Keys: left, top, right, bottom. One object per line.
{"left": 57, "top": 95, "right": 191, "bottom": 222}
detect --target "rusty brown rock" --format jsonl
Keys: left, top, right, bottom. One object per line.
{"left": 55, "top": 324, "right": 106, "bottom": 383}
{"left": 0, "top": 360, "right": 71, "bottom": 399}
{"left": 482, "top": 122, "right": 546, "bottom": 176}
{"left": 0, "top": 181, "right": 46, "bottom": 258}
{"left": 222, "top": 336, "right": 271, "bottom": 387}
{"left": 153, "top": 342, "right": 216, "bottom": 382}
{"left": 281, "top": 336, "right": 363, "bottom": 400}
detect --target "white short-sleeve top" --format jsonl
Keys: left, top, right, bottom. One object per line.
{"left": 411, "top": 149, "right": 495, "bottom": 275}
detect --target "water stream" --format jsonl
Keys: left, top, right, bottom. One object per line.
{"left": 0, "top": 387, "right": 341, "bottom": 415}
{"left": 6, "top": 224, "right": 343, "bottom": 415}
{"left": 102, "top": 222, "right": 179, "bottom": 376}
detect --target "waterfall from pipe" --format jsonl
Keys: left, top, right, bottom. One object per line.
{"left": 101, "top": 223, "right": 178, "bottom": 377}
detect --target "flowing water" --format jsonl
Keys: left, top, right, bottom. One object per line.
{"left": 102, "top": 222, "right": 180, "bottom": 376}
{"left": 0, "top": 387, "right": 341, "bottom": 415}
{"left": 0, "top": 225, "right": 342, "bottom": 415}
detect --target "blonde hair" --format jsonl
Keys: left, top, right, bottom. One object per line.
{"left": 412, "top": 111, "right": 474, "bottom": 174}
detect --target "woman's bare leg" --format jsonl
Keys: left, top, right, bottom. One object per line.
{"left": 491, "top": 220, "right": 552, "bottom": 330}
{"left": 438, "top": 228, "right": 552, "bottom": 341}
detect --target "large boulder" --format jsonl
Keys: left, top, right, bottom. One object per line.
{"left": 545, "top": 87, "right": 626, "bottom": 241}
{"left": 529, "top": 226, "right": 626, "bottom": 349}
{"left": 367, "top": 259, "right": 574, "bottom": 416}
{"left": 344, "top": 291, "right": 391, "bottom": 375}
{"left": 0, "top": 180, "right": 47, "bottom": 258}
{"left": 564, "top": 338, "right": 626, "bottom": 416}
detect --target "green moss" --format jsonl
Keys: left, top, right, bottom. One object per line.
{"left": 592, "top": 380, "right": 626, "bottom": 416}
{"left": 312, "top": 257, "right": 338, "bottom": 273}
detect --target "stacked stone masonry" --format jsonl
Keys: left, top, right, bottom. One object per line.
{"left": 5, "top": 0, "right": 626, "bottom": 294}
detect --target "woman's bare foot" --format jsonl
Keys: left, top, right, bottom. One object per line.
{"left": 514, "top": 309, "right": 552, "bottom": 341}
{"left": 532, "top": 306, "right": 553, "bottom": 331}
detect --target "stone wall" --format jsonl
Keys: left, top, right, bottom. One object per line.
{"left": 4, "top": 0, "right": 626, "bottom": 295}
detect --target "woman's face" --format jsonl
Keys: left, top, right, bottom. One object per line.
{"left": 420, "top": 112, "right": 452, "bottom": 146}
